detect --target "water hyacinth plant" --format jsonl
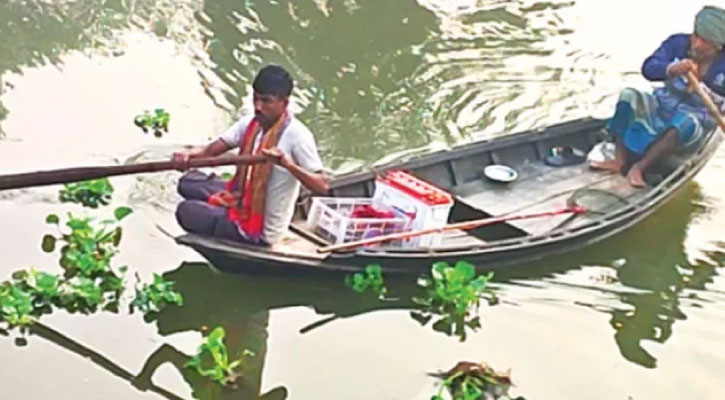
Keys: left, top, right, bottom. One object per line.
{"left": 12, "top": 269, "right": 61, "bottom": 315}
{"left": 42, "top": 207, "right": 132, "bottom": 276}
{"left": 0, "top": 268, "right": 112, "bottom": 329}
{"left": 59, "top": 178, "right": 114, "bottom": 208}
{"left": 185, "top": 326, "right": 254, "bottom": 385}
{"left": 345, "top": 264, "right": 387, "bottom": 299}
{"left": 40, "top": 207, "right": 133, "bottom": 313}
{"left": 2, "top": 185, "right": 186, "bottom": 339}
{"left": 131, "top": 273, "right": 183, "bottom": 314}
{"left": 431, "top": 361, "right": 526, "bottom": 400}
{"left": 134, "top": 108, "right": 170, "bottom": 138}
{"left": 412, "top": 261, "right": 497, "bottom": 341}
{"left": 0, "top": 283, "right": 34, "bottom": 328}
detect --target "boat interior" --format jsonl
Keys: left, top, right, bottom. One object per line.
{"left": 272, "top": 119, "right": 686, "bottom": 258}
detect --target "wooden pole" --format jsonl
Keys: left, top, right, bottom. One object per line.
{"left": 317, "top": 206, "right": 585, "bottom": 253}
{"left": 687, "top": 71, "right": 725, "bottom": 133}
{"left": 0, "top": 154, "right": 267, "bottom": 191}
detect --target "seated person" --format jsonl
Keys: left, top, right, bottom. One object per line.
{"left": 592, "top": 6, "right": 725, "bottom": 187}
{"left": 172, "top": 65, "right": 329, "bottom": 245}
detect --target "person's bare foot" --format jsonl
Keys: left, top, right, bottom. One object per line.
{"left": 627, "top": 164, "right": 646, "bottom": 187}
{"left": 589, "top": 159, "right": 623, "bottom": 173}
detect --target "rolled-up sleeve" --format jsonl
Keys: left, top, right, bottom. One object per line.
{"left": 219, "top": 116, "right": 254, "bottom": 149}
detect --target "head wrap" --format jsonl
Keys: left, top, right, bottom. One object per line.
{"left": 695, "top": 6, "right": 725, "bottom": 48}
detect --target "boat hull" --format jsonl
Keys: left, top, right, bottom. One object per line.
{"left": 176, "top": 117, "right": 722, "bottom": 274}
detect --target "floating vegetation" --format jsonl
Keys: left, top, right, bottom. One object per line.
{"left": 411, "top": 261, "right": 497, "bottom": 341}
{"left": 344, "top": 264, "right": 387, "bottom": 299}
{"left": 59, "top": 178, "right": 114, "bottom": 208}
{"left": 43, "top": 208, "right": 130, "bottom": 278}
{"left": 1, "top": 204, "right": 183, "bottom": 334}
{"left": 431, "top": 361, "right": 526, "bottom": 400}
{"left": 134, "top": 108, "right": 170, "bottom": 138}
{"left": 185, "top": 326, "right": 254, "bottom": 386}
{"left": 3, "top": 213, "right": 131, "bottom": 330}
{"left": 130, "top": 273, "right": 183, "bottom": 315}
{"left": 41, "top": 208, "right": 133, "bottom": 313}
{"left": 0, "top": 282, "right": 34, "bottom": 328}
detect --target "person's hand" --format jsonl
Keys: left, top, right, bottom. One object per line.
{"left": 208, "top": 190, "right": 237, "bottom": 207}
{"left": 171, "top": 150, "right": 192, "bottom": 171}
{"left": 666, "top": 59, "right": 698, "bottom": 77}
{"left": 262, "top": 147, "right": 291, "bottom": 169}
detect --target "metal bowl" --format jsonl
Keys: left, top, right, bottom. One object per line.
{"left": 483, "top": 164, "right": 518, "bottom": 183}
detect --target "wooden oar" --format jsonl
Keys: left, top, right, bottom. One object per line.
{"left": 0, "top": 154, "right": 267, "bottom": 191}
{"left": 317, "top": 206, "right": 586, "bottom": 253}
{"left": 687, "top": 70, "right": 725, "bottom": 133}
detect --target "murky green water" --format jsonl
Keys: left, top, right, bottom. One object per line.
{"left": 1, "top": 1, "right": 724, "bottom": 399}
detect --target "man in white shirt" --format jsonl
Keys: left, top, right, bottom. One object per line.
{"left": 172, "top": 65, "right": 329, "bottom": 245}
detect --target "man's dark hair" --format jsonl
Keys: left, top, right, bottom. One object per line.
{"left": 253, "top": 65, "right": 293, "bottom": 98}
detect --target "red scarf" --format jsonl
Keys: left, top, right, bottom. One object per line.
{"left": 208, "top": 113, "right": 288, "bottom": 241}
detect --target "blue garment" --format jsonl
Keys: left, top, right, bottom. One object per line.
{"left": 608, "top": 34, "right": 725, "bottom": 155}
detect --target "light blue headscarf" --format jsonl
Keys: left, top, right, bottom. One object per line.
{"left": 695, "top": 6, "right": 725, "bottom": 48}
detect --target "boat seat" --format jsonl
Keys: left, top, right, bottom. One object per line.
{"left": 450, "top": 161, "right": 640, "bottom": 236}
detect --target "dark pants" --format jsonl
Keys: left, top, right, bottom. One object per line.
{"left": 175, "top": 171, "right": 255, "bottom": 243}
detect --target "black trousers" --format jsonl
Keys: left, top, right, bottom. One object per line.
{"left": 175, "top": 171, "right": 256, "bottom": 243}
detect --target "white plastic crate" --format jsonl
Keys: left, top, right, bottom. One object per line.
{"left": 306, "top": 197, "right": 411, "bottom": 245}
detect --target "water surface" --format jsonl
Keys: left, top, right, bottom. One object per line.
{"left": 1, "top": 1, "right": 724, "bottom": 399}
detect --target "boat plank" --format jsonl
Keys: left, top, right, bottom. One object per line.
{"left": 451, "top": 163, "right": 594, "bottom": 215}
{"left": 270, "top": 231, "right": 328, "bottom": 260}
{"left": 451, "top": 162, "right": 639, "bottom": 235}
{"left": 502, "top": 173, "right": 641, "bottom": 235}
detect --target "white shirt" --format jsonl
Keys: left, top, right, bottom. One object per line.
{"left": 219, "top": 115, "right": 324, "bottom": 244}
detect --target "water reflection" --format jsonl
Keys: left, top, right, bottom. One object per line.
{"left": 29, "top": 321, "right": 185, "bottom": 400}
{"left": 498, "top": 184, "right": 723, "bottom": 369}
{"left": 136, "top": 311, "right": 281, "bottom": 400}
{"left": 138, "top": 263, "right": 418, "bottom": 399}
{"left": 604, "top": 186, "right": 723, "bottom": 368}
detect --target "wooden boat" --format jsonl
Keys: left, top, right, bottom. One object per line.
{"left": 176, "top": 117, "right": 722, "bottom": 274}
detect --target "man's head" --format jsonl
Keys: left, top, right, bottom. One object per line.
{"left": 692, "top": 6, "right": 725, "bottom": 61}
{"left": 252, "top": 65, "right": 293, "bottom": 128}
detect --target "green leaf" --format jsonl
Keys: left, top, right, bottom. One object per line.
{"left": 208, "top": 326, "right": 225, "bottom": 343}
{"left": 431, "top": 262, "right": 449, "bottom": 281}
{"left": 454, "top": 261, "right": 475, "bottom": 281}
{"left": 46, "top": 214, "right": 59, "bottom": 224}
{"left": 114, "top": 207, "right": 133, "bottom": 221}
{"left": 41, "top": 235, "right": 56, "bottom": 253}
{"left": 241, "top": 349, "right": 255, "bottom": 358}
{"left": 365, "top": 264, "right": 382, "bottom": 275}
{"left": 112, "top": 227, "right": 123, "bottom": 246}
